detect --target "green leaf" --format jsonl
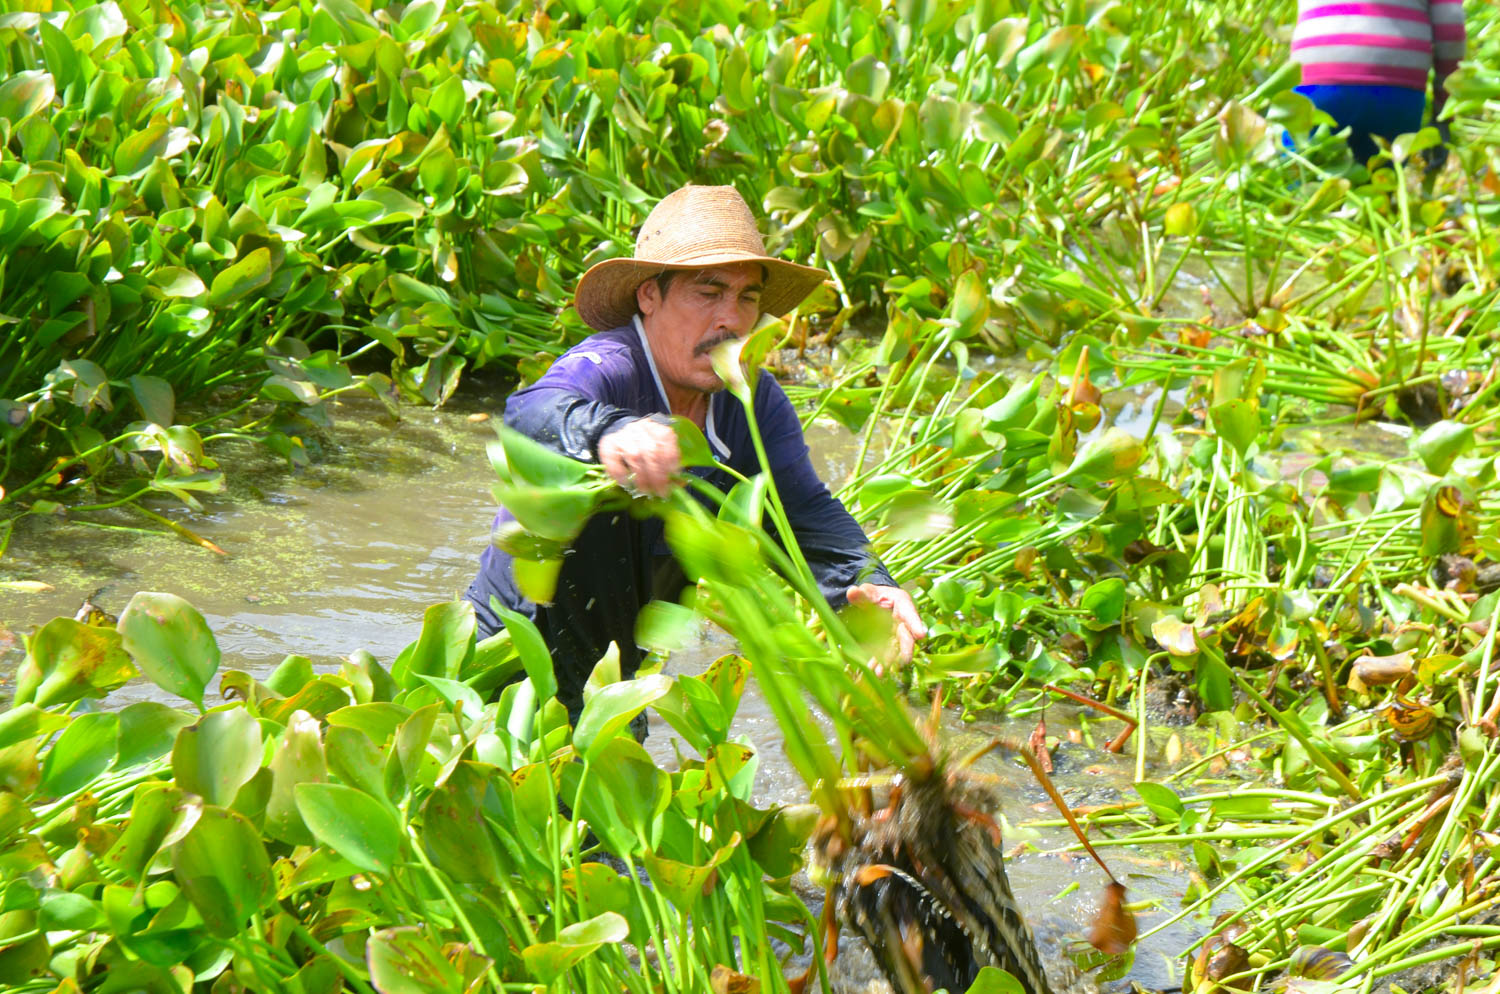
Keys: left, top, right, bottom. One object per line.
{"left": 171, "top": 709, "right": 263, "bottom": 807}
{"left": 102, "top": 783, "right": 184, "bottom": 881}
{"left": 635, "top": 601, "right": 698, "bottom": 654}
{"left": 116, "top": 701, "right": 194, "bottom": 770}
{"left": 171, "top": 806, "right": 273, "bottom": 938}
{"left": 520, "top": 913, "right": 629, "bottom": 983}
{"left": 207, "top": 247, "right": 274, "bottom": 308}
{"left": 670, "top": 417, "right": 716, "bottom": 468}
{"left": 149, "top": 267, "right": 207, "bottom": 299}
{"left": 494, "top": 426, "right": 592, "bottom": 487}
{"left": 127, "top": 375, "right": 175, "bottom": 426}
{"left": 113, "top": 121, "right": 169, "bottom": 178}
{"left": 1080, "top": 578, "right": 1126, "bottom": 627}
{"left": 265, "top": 710, "right": 327, "bottom": 846}
{"left": 428, "top": 76, "right": 465, "bottom": 130}
{"left": 118, "top": 591, "right": 220, "bottom": 709}
{"left": 494, "top": 604, "right": 556, "bottom": 703}
{"left": 964, "top": 966, "right": 1029, "bottom": 993}
{"left": 367, "top": 927, "right": 464, "bottom": 994}
{"left": 0, "top": 705, "right": 67, "bottom": 751}
{"left": 879, "top": 490, "right": 954, "bottom": 542}
{"left": 40, "top": 711, "right": 119, "bottom": 797}
{"left": 1134, "top": 781, "right": 1186, "bottom": 823}
{"left": 39, "top": 891, "right": 103, "bottom": 932}
{"left": 1411, "top": 420, "right": 1474, "bottom": 476}
{"left": 512, "top": 556, "right": 563, "bottom": 604}
{"left": 392, "top": 601, "right": 475, "bottom": 685}
{"left": 1067, "top": 428, "right": 1145, "bottom": 482}
{"left": 295, "top": 782, "right": 403, "bottom": 875}
{"left": 1209, "top": 399, "right": 1260, "bottom": 457}
{"left": 0, "top": 70, "right": 54, "bottom": 121}
{"left": 573, "top": 674, "right": 672, "bottom": 759}
{"left": 13, "top": 617, "right": 137, "bottom": 708}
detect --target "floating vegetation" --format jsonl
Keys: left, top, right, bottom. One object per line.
{"left": 4, "top": 0, "right": 1500, "bottom": 992}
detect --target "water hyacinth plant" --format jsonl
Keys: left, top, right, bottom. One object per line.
{"left": 3, "top": 0, "right": 1500, "bottom": 991}
{"left": 2, "top": 583, "right": 831, "bottom": 992}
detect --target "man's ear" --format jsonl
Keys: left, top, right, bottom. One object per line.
{"left": 636, "top": 278, "right": 660, "bottom": 316}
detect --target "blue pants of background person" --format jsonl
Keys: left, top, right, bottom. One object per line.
{"left": 1283, "top": 84, "right": 1427, "bottom": 163}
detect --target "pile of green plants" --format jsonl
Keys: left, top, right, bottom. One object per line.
{"left": 0, "top": 579, "right": 831, "bottom": 993}
{"left": 8, "top": 0, "right": 1495, "bottom": 549}
{"left": 7, "top": 0, "right": 1500, "bottom": 990}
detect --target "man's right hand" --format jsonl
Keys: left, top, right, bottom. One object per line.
{"left": 598, "top": 418, "right": 682, "bottom": 498}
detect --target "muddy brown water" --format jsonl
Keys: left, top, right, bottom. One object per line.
{"left": 0, "top": 369, "right": 1415, "bottom": 993}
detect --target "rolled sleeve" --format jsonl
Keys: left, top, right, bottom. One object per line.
{"left": 503, "top": 349, "right": 639, "bottom": 461}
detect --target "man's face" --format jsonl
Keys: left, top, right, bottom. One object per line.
{"left": 636, "top": 262, "right": 764, "bottom": 398}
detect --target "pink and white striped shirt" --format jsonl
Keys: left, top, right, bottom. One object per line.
{"left": 1292, "top": 0, "right": 1467, "bottom": 91}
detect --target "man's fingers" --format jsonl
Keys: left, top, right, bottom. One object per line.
{"left": 891, "top": 597, "right": 928, "bottom": 641}
{"left": 599, "top": 420, "right": 683, "bottom": 496}
{"left": 896, "top": 623, "right": 915, "bottom": 664}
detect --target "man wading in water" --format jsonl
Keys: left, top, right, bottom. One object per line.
{"left": 464, "top": 185, "right": 926, "bottom": 729}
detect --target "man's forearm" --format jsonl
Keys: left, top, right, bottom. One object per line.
{"left": 503, "top": 388, "right": 637, "bottom": 462}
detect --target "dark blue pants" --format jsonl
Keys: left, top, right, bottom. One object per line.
{"left": 1283, "top": 84, "right": 1427, "bottom": 163}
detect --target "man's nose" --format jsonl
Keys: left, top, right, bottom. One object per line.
{"left": 714, "top": 295, "right": 755, "bottom": 334}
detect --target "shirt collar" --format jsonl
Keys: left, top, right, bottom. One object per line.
{"left": 632, "top": 314, "right": 731, "bottom": 459}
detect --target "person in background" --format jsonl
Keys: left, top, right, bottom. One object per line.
{"left": 1289, "top": 0, "right": 1467, "bottom": 163}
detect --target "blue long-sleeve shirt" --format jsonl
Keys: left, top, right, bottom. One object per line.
{"left": 472, "top": 320, "right": 893, "bottom": 622}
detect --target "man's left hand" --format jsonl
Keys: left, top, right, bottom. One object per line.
{"left": 847, "top": 583, "right": 927, "bottom": 671}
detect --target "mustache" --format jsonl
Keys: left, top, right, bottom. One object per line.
{"left": 694, "top": 334, "right": 739, "bottom": 357}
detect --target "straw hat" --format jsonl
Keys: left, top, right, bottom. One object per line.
{"left": 574, "top": 185, "right": 829, "bottom": 331}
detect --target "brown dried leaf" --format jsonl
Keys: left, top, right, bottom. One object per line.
{"left": 1088, "top": 880, "right": 1136, "bottom": 955}
{"left": 1349, "top": 650, "right": 1414, "bottom": 691}
{"left": 711, "top": 964, "right": 761, "bottom": 994}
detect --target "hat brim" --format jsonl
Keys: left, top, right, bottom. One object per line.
{"left": 574, "top": 251, "right": 829, "bottom": 331}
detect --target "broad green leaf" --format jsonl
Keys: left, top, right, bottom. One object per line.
{"left": 1081, "top": 578, "right": 1127, "bottom": 627}
{"left": 635, "top": 601, "right": 698, "bottom": 654}
{"left": 367, "top": 927, "right": 463, "bottom": 994}
{"left": 13, "top": 617, "right": 136, "bottom": 708}
{"left": 171, "top": 806, "right": 273, "bottom": 938}
{"left": 127, "top": 374, "right": 175, "bottom": 426}
{"left": 207, "top": 248, "right": 274, "bottom": 308}
{"left": 494, "top": 426, "right": 592, "bottom": 487}
{"left": 670, "top": 417, "right": 716, "bottom": 468}
{"left": 148, "top": 267, "right": 207, "bottom": 299}
{"left": 0, "top": 71, "right": 54, "bottom": 121}
{"left": 964, "top": 967, "right": 1028, "bottom": 994}
{"left": 0, "top": 705, "right": 67, "bottom": 751}
{"left": 494, "top": 604, "right": 556, "bottom": 703}
{"left": 1068, "top": 428, "right": 1144, "bottom": 482}
{"left": 265, "top": 710, "right": 326, "bottom": 846}
{"left": 513, "top": 556, "right": 562, "bottom": 604}
{"left": 1134, "top": 781, "right": 1186, "bottom": 822}
{"left": 392, "top": 601, "right": 474, "bottom": 685}
{"left": 40, "top": 711, "right": 118, "bottom": 797}
{"left": 295, "top": 782, "right": 403, "bottom": 875}
{"left": 116, "top": 701, "right": 195, "bottom": 770}
{"left": 573, "top": 674, "right": 672, "bottom": 759}
{"left": 642, "top": 836, "right": 738, "bottom": 910}
{"left": 171, "top": 709, "right": 263, "bottom": 807}
{"left": 418, "top": 763, "right": 507, "bottom": 886}
{"left": 118, "top": 592, "right": 220, "bottom": 709}
{"left": 520, "top": 913, "right": 629, "bottom": 983}
{"left": 1412, "top": 420, "right": 1473, "bottom": 476}
{"left": 102, "top": 783, "right": 185, "bottom": 881}
{"left": 39, "top": 891, "right": 103, "bottom": 932}
{"left": 879, "top": 490, "right": 954, "bottom": 542}
{"left": 1209, "top": 399, "right": 1260, "bottom": 457}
